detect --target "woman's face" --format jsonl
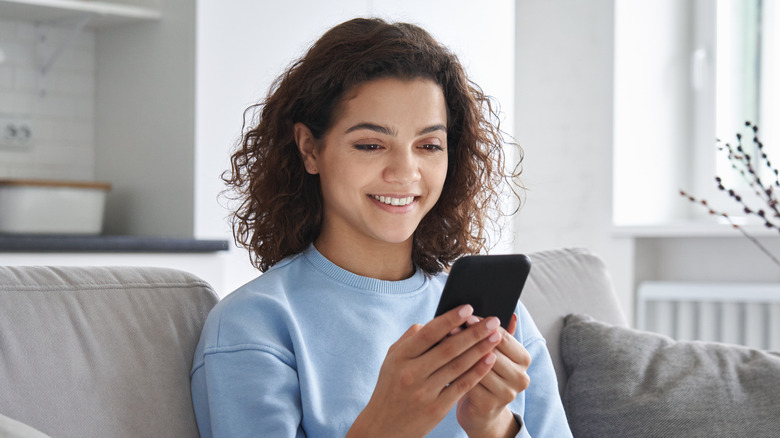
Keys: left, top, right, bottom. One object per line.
{"left": 297, "top": 77, "right": 449, "bottom": 251}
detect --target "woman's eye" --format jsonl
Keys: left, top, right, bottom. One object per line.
{"left": 420, "top": 144, "right": 444, "bottom": 151}
{"left": 354, "top": 144, "right": 382, "bottom": 151}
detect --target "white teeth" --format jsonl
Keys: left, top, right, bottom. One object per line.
{"left": 372, "top": 195, "right": 414, "bottom": 206}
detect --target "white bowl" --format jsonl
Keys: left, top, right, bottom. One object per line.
{"left": 0, "top": 179, "right": 111, "bottom": 234}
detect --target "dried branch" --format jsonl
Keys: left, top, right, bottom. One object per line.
{"left": 680, "top": 122, "right": 780, "bottom": 268}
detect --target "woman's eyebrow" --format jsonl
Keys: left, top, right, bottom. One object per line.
{"left": 418, "top": 124, "right": 447, "bottom": 135}
{"left": 344, "top": 123, "right": 446, "bottom": 136}
{"left": 345, "top": 123, "right": 396, "bottom": 136}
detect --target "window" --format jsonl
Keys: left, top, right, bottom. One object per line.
{"left": 613, "top": 0, "right": 779, "bottom": 227}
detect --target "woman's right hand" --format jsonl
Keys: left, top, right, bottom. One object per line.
{"left": 346, "top": 305, "right": 503, "bottom": 438}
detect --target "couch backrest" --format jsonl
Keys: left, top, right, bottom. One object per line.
{"left": 0, "top": 266, "right": 219, "bottom": 438}
{"left": 521, "top": 247, "right": 628, "bottom": 393}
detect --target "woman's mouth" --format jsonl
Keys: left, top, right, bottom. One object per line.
{"left": 370, "top": 195, "right": 415, "bottom": 206}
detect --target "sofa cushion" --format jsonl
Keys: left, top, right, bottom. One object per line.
{"left": 0, "top": 266, "right": 219, "bottom": 438}
{"left": 560, "top": 313, "right": 780, "bottom": 437}
{"left": 521, "top": 248, "right": 628, "bottom": 393}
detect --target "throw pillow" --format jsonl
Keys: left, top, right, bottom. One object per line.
{"left": 560, "top": 313, "right": 780, "bottom": 438}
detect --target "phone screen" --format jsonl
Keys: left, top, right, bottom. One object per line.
{"left": 434, "top": 254, "right": 531, "bottom": 330}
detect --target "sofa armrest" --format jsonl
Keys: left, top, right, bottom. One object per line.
{"left": 0, "top": 266, "right": 219, "bottom": 437}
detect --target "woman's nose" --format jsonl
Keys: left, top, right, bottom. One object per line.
{"left": 383, "top": 148, "right": 421, "bottom": 184}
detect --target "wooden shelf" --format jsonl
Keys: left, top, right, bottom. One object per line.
{"left": 0, "top": 0, "right": 160, "bottom": 27}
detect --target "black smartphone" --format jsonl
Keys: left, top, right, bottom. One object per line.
{"left": 434, "top": 254, "right": 532, "bottom": 330}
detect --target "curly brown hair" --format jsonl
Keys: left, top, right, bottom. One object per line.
{"left": 225, "top": 17, "right": 522, "bottom": 275}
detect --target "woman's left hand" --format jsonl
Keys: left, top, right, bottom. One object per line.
{"left": 456, "top": 314, "right": 531, "bottom": 438}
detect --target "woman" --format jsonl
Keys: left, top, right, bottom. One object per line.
{"left": 191, "top": 17, "right": 572, "bottom": 438}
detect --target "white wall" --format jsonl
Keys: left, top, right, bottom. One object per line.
{"left": 513, "top": 0, "right": 635, "bottom": 320}
{"left": 194, "top": 0, "right": 517, "bottom": 293}
{"left": 95, "top": 0, "right": 196, "bottom": 237}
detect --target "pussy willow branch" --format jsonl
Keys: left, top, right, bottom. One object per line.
{"left": 680, "top": 122, "right": 780, "bottom": 268}
{"left": 680, "top": 190, "right": 780, "bottom": 268}
{"left": 714, "top": 122, "right": 780, "bottom": 229}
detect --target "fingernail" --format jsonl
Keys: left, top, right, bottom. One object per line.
{"left": 449, "top": 327, "right": 462, "bottom": 335}
{"left": 458, "top": 305, "right": 473, "bottom": 318}
{"left": 489, "top": 332, "right": 501, "bottom": 343}
{"left": 467, "top": 315, "right": 480, "bottom": 326}
{"left": 484, "top": 353, "right": 496, "bottom": 365}
{"left": 486, "top": 317, "right": 500, "bottom": 331}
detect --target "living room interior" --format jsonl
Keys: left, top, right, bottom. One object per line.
{"left": 1, "top": 0, "right": 779, "bottom": 436}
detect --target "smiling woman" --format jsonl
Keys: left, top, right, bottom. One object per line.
{"left": 191, "top": 17, "right": 572, "bottom": 438}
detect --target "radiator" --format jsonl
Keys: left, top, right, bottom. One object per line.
{"left": 637, "top": 282, "right": 780, "bottom": 350}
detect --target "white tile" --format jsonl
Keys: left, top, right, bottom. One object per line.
{"left": 50, "top": 71, "right": 93, "bottom": 96}
{"left": 0, "top": 19, "right": 17, "bottom": 40}
{"left": 42, "top": 119, "right": 92, "bottom": 143}
{"left": 53, "top": 46, "right": 94, "bottom": 74}
{"left": 32, "top": 93, "right": 76, "bottom": 118}
{"left": 12, "top": 66, "right": 37, "bottom": 91}
{"left": 14, "top": 21, "right": 37, "bottom": 44}
{"left": 32, "top": 143, "right": 90, "bottom": 166}
{"left": 0, "top": 91, "right": 15, "bottom": 113}
{"left": 0, "top": 148, "right": 34, "bottom": 165}
{"left": 2, "top": 42, "right": 35, "bottom": 68}
{"left": 0, "top": 66, "right": 12, "bottom": 88}
{"left": 0, "top": 91, "right": 34, "bottom": 114}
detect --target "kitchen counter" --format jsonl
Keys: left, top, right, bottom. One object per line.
{"left": 0, "top": 234, "right": 230, "bottom": 253}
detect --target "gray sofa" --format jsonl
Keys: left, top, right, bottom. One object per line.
{"left": 1, "top": 248, "right": 778, "bottom": 437}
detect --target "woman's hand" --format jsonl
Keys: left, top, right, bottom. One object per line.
{"left": 456, "top": 314, "right": 532, "bottom": 438}
{"left": 347, "top": 305, "right": 503, "bottom": 438}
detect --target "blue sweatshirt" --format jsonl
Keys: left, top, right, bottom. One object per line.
{"left": 190, "top": 245, "right": 572, "bottom": 437}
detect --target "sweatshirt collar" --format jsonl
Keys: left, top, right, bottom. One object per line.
{"left": 302, "top": 244, "right": 427, "bottom": 295}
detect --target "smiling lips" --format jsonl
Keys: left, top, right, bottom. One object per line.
{"left": 370, "top": 195, "right": 416, "bottom": 206}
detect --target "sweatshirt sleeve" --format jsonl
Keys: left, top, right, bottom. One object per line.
{"left": 513, "top": 304, "right": 573, "bottom": 438}
{"left": 191, "top": 345, "right": 307, "bottom": 438}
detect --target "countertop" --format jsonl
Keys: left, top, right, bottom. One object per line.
{"left": 0, "top": 234, "right": 230, "bottom": 253}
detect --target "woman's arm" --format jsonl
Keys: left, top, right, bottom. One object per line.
{"left": 191, "top": 346, "right": 307, "bottom": 438}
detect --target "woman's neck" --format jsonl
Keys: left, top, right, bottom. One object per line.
{"left": 313, "top": 234, "right": 415, "bottom": 281}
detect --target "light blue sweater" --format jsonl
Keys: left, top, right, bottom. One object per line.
{"left": 191, "top": 245, "right": 572, "bottom": 437}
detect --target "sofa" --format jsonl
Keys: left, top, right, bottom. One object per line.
{"left": 1, "top": 248, "right": 778, "bottom": 437}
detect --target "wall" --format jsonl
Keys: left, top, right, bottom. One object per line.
{"left": 0, "top": 17, "right": 95, "bottom": 181}
{"left": 95, "top": 0, "right": 196, "bottom": 237}
{"left": 513, "top": 0, "right": 635, "bottom": 320}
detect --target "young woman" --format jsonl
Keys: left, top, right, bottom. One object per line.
{"left": 191, "top": 18, "right": 572, "bottom": 438}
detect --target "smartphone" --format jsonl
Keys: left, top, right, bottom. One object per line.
{"left": 434, "top": 254, "right": 532, "bottom": 330}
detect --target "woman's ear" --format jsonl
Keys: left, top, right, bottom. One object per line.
{"left": 294, "top": 122, "right": 319, "bottom": 175}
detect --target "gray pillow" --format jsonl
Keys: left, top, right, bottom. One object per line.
{"left": 560, "top": 313, "right": 780, "bottom": 438}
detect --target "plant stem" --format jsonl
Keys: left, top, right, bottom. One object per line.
{"left": 722, "top": 215, "right": 780, "bottom": 268}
